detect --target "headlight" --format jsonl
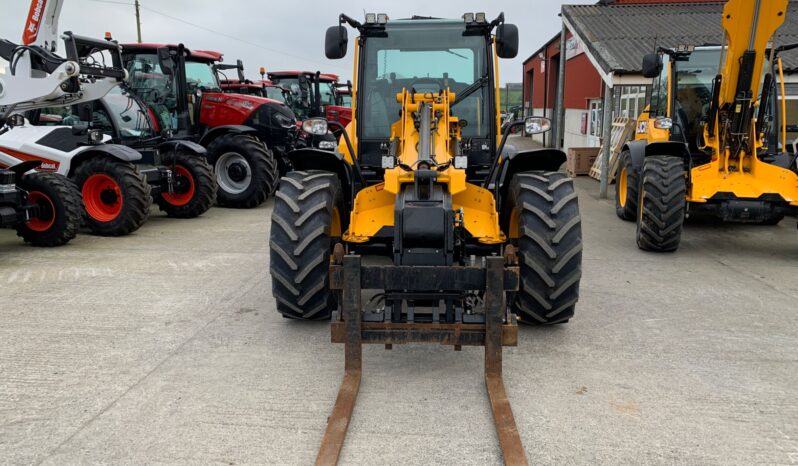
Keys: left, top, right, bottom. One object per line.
{"left": 318, "top": 140, "right": 336, "bottom": 150}
{"left": 653, "top": 117, "right": 673, "bottom": 129}
{"left": 88, "top": 129, "right": 104, "bottom": 144}
{"left": 302, "top": 118, "right": 328, "bottom": 136}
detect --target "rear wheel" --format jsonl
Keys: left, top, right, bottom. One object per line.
{"left": 506, "top": 172, "right": 582, "bottom": 324}
{"left": 270, "top": 171, "right": 342, "bottom": 320}
{"left": 155, "top": 152, "right": 216, "bottom": 218}
{"left": 636, "top": 156, "right": 686, "bottom": 252}
{"left": 615, "top": 150, "right": 638, "bottom": 221}
{"left": 15, "top": 172, "right": 81, "bottom": 247}
{"left": 74, "top": 157, "right": 151, "bottom": 236}
{"left": 206, "top": 133, "right": 277, "bottom": 208}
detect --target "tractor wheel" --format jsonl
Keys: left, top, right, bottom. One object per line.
{"left": 270, "top": 170, "right": 342, "bottom": 320}
{"left": 74, "top": 157, "right": 151, "bottom": 236}
{"left": 636, "top": 156, "right": 686, "bottom": 252}
{"left": 155, "top": 152, "right": 217, "bottom": 218}
{"left": 506, "top": 172, "right": 582, "bottom": 324}
{"left": 206, "top": 133, "right": 278, "bottom": 208}
{"left": 15, "top": 172, "right": 81, "bottom": 247}
{"left": 615, "top": 150, "right": 639, "bottom": 221}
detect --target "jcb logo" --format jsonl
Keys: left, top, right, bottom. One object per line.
{"left": 23, "top": 0, "right": 47, "bottom": 45}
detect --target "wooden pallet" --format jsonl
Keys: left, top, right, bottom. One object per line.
{"left": 589, "top": 117, "right": 636, "bottom": 183}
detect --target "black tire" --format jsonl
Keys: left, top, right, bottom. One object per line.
{"left": 155, "top": 152, "right": 217, "bottom": 218}
{"left": 73, "top": 157, "right": 151, "bottom": 236}
{"left": 270, "top": 171, "right": 342, "bottom": 320}
{"left": 615, "top": 150, "right": 639, "bottom": 221}
{"left": 206, "top": 133, "right": 277, "bottom": 208}
{"left": 15, "top": 172, "right": 82, "bottom": 247}
{"left": 636, "top": 156, "right": 686, "bottom": 252}
{"left": 506, "top": 172, "right": 582, "bottom": 324}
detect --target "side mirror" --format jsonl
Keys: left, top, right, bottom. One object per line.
{"left": 496, "top": 24, "right": 519, "bottom": 59}
{"left": 325, "top": 26, "right": 348, "bottom": 59}
{"left": 524, "top": 116, "right": 551, "bottom": 135}
{"left": 642, "top": 53, "right": 662, "bottom": 78}
{"left": 157, "top": 47, "right": 175, "bottom": 76}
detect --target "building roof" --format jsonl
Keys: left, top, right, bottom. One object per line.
{"left": 562, "top": 1, "right": 798, "bottom": 75}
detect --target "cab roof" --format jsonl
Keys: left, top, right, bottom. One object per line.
{"left": 268, "top": 71, "right": 339, "bottom": 82}
{"left": 121, "top": 43, "right": 223, "bottom": 62}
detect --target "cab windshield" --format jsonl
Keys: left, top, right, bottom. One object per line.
{"left": 264, "top": 86, "right": 288, "bottom": 103}
{"left": 96, "top": 86, "right": 156, "bottom": 139}
{"left": 359, "top": 21, "right": 488, "bottom": 139}
{"left": 673, "top": 47, "right": 719, "bottom": 144}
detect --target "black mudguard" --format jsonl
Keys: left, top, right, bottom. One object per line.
{"left": 157, "top": 139, "right": 207, "bottom": 157}
{"left": 69, "top": 144, "right": 142, "bottom": 176}
{"left": 497, "top": 148, "right": 567, "bottom": 200}
{"left": 287, "top": 148, "right": 355, "bottom": 207}
{"left": 198, "top": 125, "right": 258, "bottom": 147}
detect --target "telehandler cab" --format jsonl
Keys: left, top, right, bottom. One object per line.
{"left": 269, "top": 12, "right": 583, "bottom": 464}
{"left": 615, "top": 0, "right": 798, "bottom": 251}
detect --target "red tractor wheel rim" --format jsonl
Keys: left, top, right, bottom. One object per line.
{"left": 161, "top": 165, "right": 195, "bottom": 207}
{"left": 26, "top": 191, "right": 56, "bottom": 232}
{"left": 82, "top": 174, "right": 123, "bottom": 222}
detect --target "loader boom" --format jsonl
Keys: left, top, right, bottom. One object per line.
{"left": 706, "top": 0, "right": 787, "bottom": 160}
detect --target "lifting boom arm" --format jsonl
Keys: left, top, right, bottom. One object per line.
{"left": 707, "top": 0, "right": 788, "bottom": 158}
{"left": 0, "top": 0, "right": 126, "bottom": 118}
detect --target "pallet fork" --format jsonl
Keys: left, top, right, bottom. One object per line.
{"left": 315, "top": 250, "right": 528, "bottom": 465}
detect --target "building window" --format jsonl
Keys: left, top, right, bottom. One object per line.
{"left": 588, "top": 99, "right": 603, "bottom": 136}
{"left": 616, "top": 85, "right": 648, "bottom": 118}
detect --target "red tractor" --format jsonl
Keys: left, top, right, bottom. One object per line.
{"left": 120, "top": 44, "right": 298, "bottom": 206}
{"left": 267, "top": 71, "right": 351, "bottom": 150}
{"left": 220, "top": 78, "right": 292, "bottom": 104}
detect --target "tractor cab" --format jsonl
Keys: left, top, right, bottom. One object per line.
{"left": 268, "top": 71, "right": 339, "bottom": 120}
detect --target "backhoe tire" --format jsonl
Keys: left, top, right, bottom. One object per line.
{"left": 15, "top": 172, "right": 82, "bottom": 247}
{"left": 270, "top": 171, "right": 342, "bottom": 320}
{"left": 73, "top": 157, "right": 151, "bottom": 236}
{"left": 206, "top": 133, "right": 277, "bottom": 208}
{"left": 636, "top": 156, "right": 686, "bottom": 252}
{"left": 507, "top": 172, "right": 582, "bottom": 325}
{"left": 155, "top": 152, "right": 217, "bottom": 218}
{"left": 615, "top": 150, "right": 639, "bottom": 221}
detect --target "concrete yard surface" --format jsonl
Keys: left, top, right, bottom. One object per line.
{"left": 1, "top": 176, "right": 798, "bottom": 465}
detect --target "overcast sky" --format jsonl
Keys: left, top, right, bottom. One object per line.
{"left": 1, "top": 0, "right": 595, "bottom": 85}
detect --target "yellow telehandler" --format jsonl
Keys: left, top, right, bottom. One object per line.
{"left": 615, "top": 0, "right": 797, "bottom": 251}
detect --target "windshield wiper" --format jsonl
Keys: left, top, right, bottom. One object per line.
{"left": 451, "top": 73, "right": 488, "bottom": 108}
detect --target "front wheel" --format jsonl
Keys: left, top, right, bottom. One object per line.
{"left": 636, "top": 156, "right": 686, "bottom": 252}
{"left": 269, "top": 171, "right": 342, "bottom": 320}
{"left": 206, "top": 134, "right": 277, "bottom": 208}
{"left": 155, "top": 152, "right": 216, "bottom": 218}
{"left": 506, "top": 172, "right": 583, "bottom": 324}
{"left": 73, "top": 157, "right": 152, "bottom": 236}
{"left": 15, "top": 172, "right": 82, "bottom": 247}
